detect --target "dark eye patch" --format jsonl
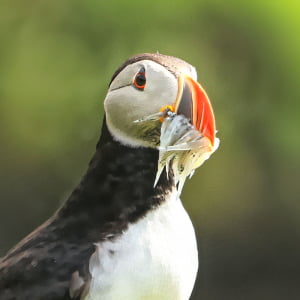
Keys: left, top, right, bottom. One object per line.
{"left": 133, "top": 67, "right": 146, "bottom": 91}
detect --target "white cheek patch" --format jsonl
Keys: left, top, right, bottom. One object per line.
{"left": 104, "top": 61, "right": 179, "bottom": 148}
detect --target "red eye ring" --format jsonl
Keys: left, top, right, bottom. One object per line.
{"left": 133, "top": 68, "right": 146, "bottom": 90}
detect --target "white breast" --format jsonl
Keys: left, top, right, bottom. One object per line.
{"left": 85, "top": 191, "right": 198, "bottom": 300}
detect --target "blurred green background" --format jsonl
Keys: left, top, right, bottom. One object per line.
{"left": 0, "top": 0, "right": 299, "bottom": 299}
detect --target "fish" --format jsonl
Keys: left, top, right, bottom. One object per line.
{"left": 135, "top": 106, "right": 219, "bottom": 196}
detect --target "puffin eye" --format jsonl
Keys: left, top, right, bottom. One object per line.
{"left": 133, "top": 67, "right": 146, "bottom": 91}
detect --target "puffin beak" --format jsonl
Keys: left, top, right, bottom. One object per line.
{"left": 173, "top": 74, "right": 216, "bottom": 146}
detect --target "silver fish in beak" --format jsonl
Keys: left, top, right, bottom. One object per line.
{"left": 154, "top": 74, "right": 219, "bottom": 195}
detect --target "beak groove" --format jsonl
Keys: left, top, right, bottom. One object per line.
{"left": 173, "top": 74, "right": 216, "bottom": 146}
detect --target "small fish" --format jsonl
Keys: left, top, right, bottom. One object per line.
{"left": 154, "top": 113, "right": 219, "bottom": 196}
{"left": 135, "top": 107, "right": 219, "bottom": 196}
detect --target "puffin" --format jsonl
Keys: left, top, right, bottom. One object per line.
{"left": 0, "top": 53, "right": 218, "bottom": 300}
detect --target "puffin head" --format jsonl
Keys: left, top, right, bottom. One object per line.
{"left": 104, "top": 53, "right": 216, "bottom": 149}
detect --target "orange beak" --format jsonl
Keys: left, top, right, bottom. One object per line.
{"left": 173, "top": 74, "right": 216, "bottom": 146}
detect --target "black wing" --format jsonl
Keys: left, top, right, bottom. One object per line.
{"left": 0, "top": 218, "right": 94, "bottom": 300}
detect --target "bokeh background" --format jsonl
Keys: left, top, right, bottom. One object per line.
{"left": 0, "top": 0, "right": 299, "bottom": 299}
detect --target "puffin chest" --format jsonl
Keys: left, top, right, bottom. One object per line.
{"left": 85, "top": 194, "right": 198, "bottom": 300}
